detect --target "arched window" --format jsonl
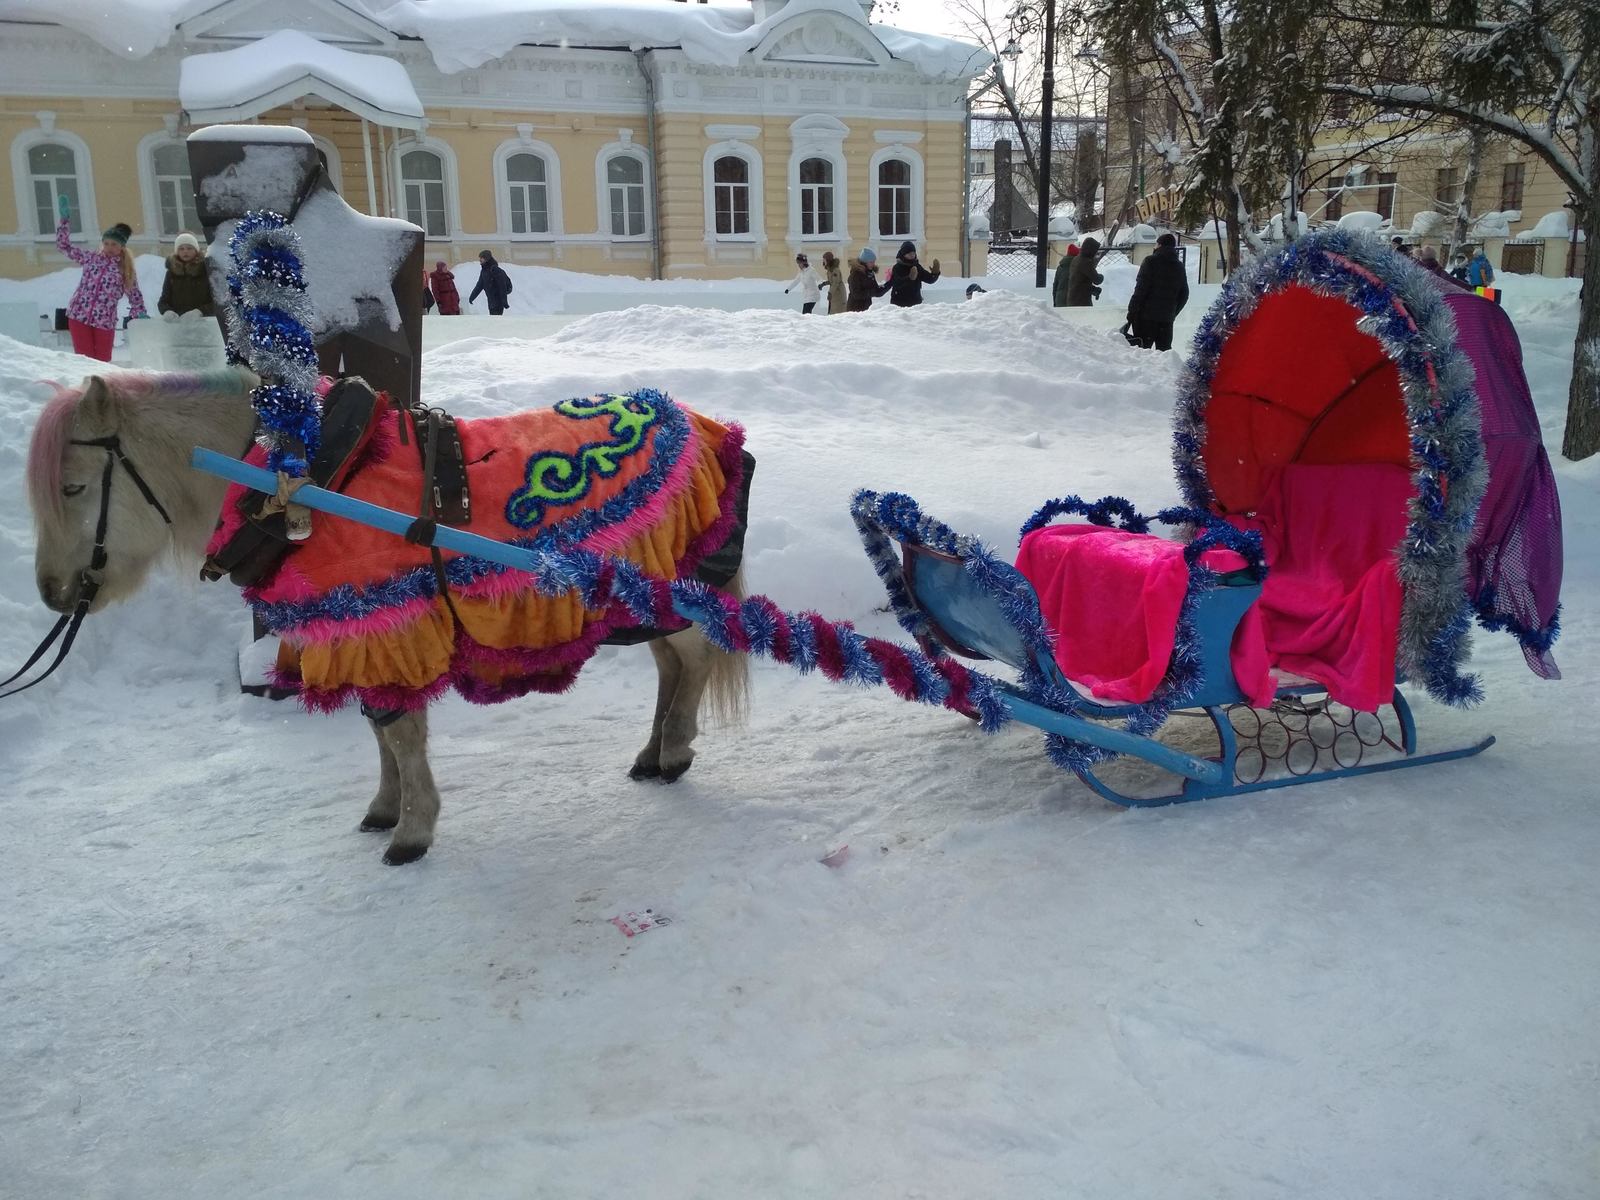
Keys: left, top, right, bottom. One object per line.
{"left": 399, "top": 148, "right": 447, "bottom": 237}
{"left": 505, "top": 151, "right": 549, "bottom": 235}
{"left": 151, "top": 141, "right": 198, "bottom": 238}
{"left": 606, "top": 155, "right": 646, "bottom": 237}
{"left": 876, "top": 158, "right": 912, "bottom": 238}
{"left": 29, "top": 142, "right": 82, "bottom": 234}
{"left": 799, "top": 157, "right": 834, "bottom": 237}
{"left": 713, "top": 155, "right": 751, "bottom": 236}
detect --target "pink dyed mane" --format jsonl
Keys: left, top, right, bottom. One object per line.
{"left": 26, "top": 384, "right": 80, "bottom": 526}
{"left": 26, "top": 369, "right": 244, "bottom": 525}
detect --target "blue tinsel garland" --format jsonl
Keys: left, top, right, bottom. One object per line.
{"left": 227, "top": 211, "right": 321, "bottom": 476}
{"left": 1171, "top": 230, "right": 1487, "bottom": 707}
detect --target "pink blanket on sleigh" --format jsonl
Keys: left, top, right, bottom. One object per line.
{"left": 1015, "top": 465, "right": 1413, "bottom": 712}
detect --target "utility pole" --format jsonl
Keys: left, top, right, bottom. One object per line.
{"left": 1034, "top": 0, "right": 1056, "bottom": 288}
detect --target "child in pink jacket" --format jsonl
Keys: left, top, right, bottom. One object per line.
{"left": 56, "top": 195, "right": 147, "bottom": 361}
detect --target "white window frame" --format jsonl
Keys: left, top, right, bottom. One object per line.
{"left": 136, "top": 131, "right": 201, "bottom": 241}
{"left": 12, "top": 126, "right": 97, "bottom": 241}
{"left": 703, "top": 139, "right": 764, "bottom": 243}
{"left": 310, "top": 135, "right": 343, "bottom": 194}
{"left": 388, "top": 134, "right": 460, "bottom": 240}
{"left": 869, "top": 144, "right": 924, "bottom": 244}
{"left": 596, "top": 141, "right": 651, "bottom": 240}
{"left": 787, "top": 114, "right": 849, "bottom": 244}
{"left": 493, "top": 137, "right": 563, "bottom": 239}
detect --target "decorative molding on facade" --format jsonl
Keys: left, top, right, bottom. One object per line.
{"left": 9, "top": 123, "right": 98, "bottom": 240}
{"left": 874, "top": 129, "right": 924, "bottom": 144}
{"left": 787, "top": 114, "right": 851, "bottom": 243}
{"left": 491, "top": 134, "right": 565, "bottom": 238}
{"left": 705, "top": 124, "right": 763, "bottom": 141}
{"left": 755, "top": 13, "right": 890, "bottom": 69}
{"left": 178, "top": 0, "right": 394, "bottom": 48}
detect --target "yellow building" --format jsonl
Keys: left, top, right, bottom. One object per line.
{"left": 0, "top": 0, "right": 989, "bottom": 280}
{"left": 1101, "top": 55, "right": 1581, "bottom": 277}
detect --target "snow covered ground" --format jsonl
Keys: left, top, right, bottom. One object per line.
{"left": 1, "top": 277, "right": 1596, "bottom": 1199}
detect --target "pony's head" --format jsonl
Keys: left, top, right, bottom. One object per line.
{"left": 27, "top": 370, "right": 252, "bottom": 614}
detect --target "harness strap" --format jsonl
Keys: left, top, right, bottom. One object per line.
{"left": 3, "top": 436, "right": 171, "bottom": 700}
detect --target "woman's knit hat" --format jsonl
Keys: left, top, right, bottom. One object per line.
{"left": 858, "top": 247, "right": 876, "bottom": 264}
{"left": 795, "top": 253, "right": 808, "bottom": 267}
{"left": 102, "top": 223, "right": 132, "bottom": 246}
{"left": 173, "top": 232, "right": 201, "bottom": 254}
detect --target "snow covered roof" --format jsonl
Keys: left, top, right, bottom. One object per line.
{"left": 0, "top": 0, "right": 988, "bottom": 80}
{"left": 375, "top": 0, "right": 987, "bottom": 79}
{"left": 179, "top": 28, "right": 425, "bottom": 128}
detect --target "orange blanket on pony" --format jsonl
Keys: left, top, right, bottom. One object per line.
{"left": 207, "top": 388, "right": 745, "bottom": 711}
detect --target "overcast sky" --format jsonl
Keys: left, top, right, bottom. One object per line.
{"left": 884, "top": 0, "right": 970, "bottom": 39}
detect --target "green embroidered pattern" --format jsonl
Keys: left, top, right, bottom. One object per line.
{"left": 505, "top": 393, "right": 661, "bottom": 528}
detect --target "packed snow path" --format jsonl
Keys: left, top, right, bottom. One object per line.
{"left": 2, "top": 288, "right": 1596, "bottom": 1199}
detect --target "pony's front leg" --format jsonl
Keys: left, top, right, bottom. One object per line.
{"left": 360, "top": 715, "right": 402, "bottom": 831}
{"left": 374, "top": 708, "right": 441, "bottom": 865}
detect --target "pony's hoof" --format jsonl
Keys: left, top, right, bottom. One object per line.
{"left": 628, "top": 761, "right": 661, "bottom": 781}
{"left": 383, "top": 842, "right": 429, "bottom": 865}
{"left": 360, "top": 814, "right": 398, "bottom": 832}
{"left": 658, "top": 761, "right": 692, "bottom": 783}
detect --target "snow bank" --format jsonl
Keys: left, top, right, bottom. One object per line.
{"left": 2, "top": 261, "right": 1596, "bottom": 1199}
{"left": 1337, "top": 211, "right": 1387, "bottom": 232}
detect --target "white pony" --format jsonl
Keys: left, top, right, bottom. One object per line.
{"left": 24, "top": 368, "right": 747, "bottom": 864}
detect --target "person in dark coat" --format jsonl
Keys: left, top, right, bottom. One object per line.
{"left": 886, "top": 240, "right": 940, "bottom": 307}
{"left": 1051, "top": 254, "right": 1071, "bottom": 307}
{"left": 1125, "top": 232, "right": 1189, "bottom": 351}
{"left": 429, "top": 261, "right": 461, "bottom": 315}
{"left": 468, "top": 250, "right": 513, "bottom": 315}
{"left": 846, "top": 247, "right": 891, "bottom": 312}
{"left": 1065, "top": 236, "right": 1103, "bottom": 306}
{"left": 156, "top": 232, "right": 214, "bottom": 318}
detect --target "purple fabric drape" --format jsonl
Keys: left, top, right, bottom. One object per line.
{"left": 1440, "top": 288, "right": 1563, "bottom": 677}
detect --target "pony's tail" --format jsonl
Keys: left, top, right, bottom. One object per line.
{"left": 119, "top": 247, "right": 136, "bottom": 288}
{"left": 704, "top": 566, "right": 749, "bottom": 726}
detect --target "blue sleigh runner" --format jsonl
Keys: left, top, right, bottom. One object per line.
{"left": 193, "top": 228, "right": 1563, "bottom": 808}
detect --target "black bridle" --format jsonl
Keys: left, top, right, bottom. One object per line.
{"left": 0, "top": 435, "right": 173, "bottom": 700}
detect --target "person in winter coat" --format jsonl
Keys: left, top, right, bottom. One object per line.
{"left": 1417, "top": 246, "right": 1449, "bottom": 278}
{"left": 887, "top": 240, "right": 940, "bottom": 307}
{"left": 1065, "top": 236, "right": 1103, "bottom": 307}
{"left": 156, "top": 232, "right": 213, "bottom": 319}
{"left": 820, "top": 251, "right": 847, "bottom": 314}
{"left": 783, "top": 253, "right": 822, "bottom": 313}
{"left": 1051, "top": 254, "right": 1072, "bottom": 307}
{"left": 468, "top": 250, "right": 513, "bottom": 315}
{"left": 846, "top": 248, "right": 891, "bottom": 312}
{"left": 429, "top": 261, "right": 461, "bottom": 315}
{"left": 56, "top": 199, "right": 147, "bottom": 361}
{"left": 1466, "top": 249, "right": 1495, "bottom": 288}
{"left": 1125, "top": 232, "right": 1189, "bottom": 351}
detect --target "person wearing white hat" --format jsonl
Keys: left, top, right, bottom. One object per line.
{"left": 158, "top": 232, "right": 214, "bottom": 319}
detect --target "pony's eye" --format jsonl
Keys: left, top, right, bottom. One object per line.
{"left": 62, "top": 483, "right": 86, "bottom": 497}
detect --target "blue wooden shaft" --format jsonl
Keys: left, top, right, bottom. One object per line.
{"left": 193, "top": 448, "right": 563, "bottom": 577}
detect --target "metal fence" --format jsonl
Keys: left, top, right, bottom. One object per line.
{"left": 1500, "top": 240, "right": 1544, "bottom": 276}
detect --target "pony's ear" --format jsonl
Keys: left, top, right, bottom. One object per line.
{"left": 77, "top": 376, "right": 117, "bottom": 429}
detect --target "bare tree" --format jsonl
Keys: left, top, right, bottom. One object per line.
{"left": 1324, "top": 0, "right": 1600, "bottom": 460}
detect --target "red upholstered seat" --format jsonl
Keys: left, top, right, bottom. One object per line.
{"left": 1233, "top": 463, "right": 1412, "bottom": 712}
{"left": 1014, "top": 464, "right": 1412, "bottom": 712}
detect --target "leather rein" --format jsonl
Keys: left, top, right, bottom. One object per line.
{"left": 0, "top": 435, "right": 173, "bottom": 699}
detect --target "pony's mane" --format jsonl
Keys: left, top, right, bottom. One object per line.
{"left": 27, "top": 369, "right": 245, "bottom": 525}
{"left": 26, "top": 384, "right": 79, "bottom": 526}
